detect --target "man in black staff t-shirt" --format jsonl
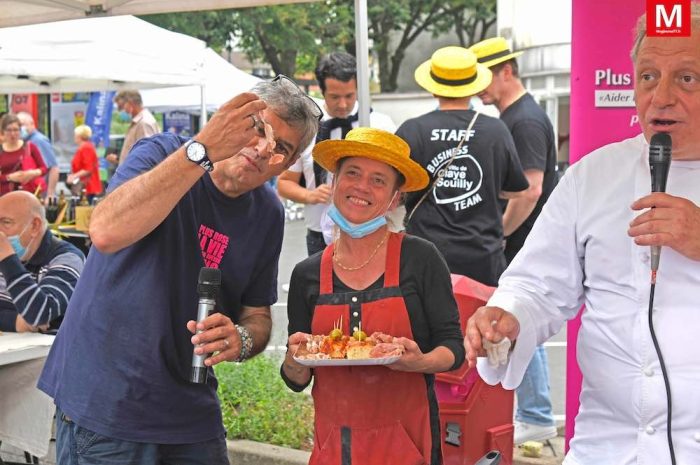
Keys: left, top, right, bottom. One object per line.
{"left": 471, "top": 37, "right": 558, "bottom": 264}
{"left": 396, "top": 46, "right": 528, "bottom": 287}
{"left": 471, "top": 36, "right": 559, "bottom": 446}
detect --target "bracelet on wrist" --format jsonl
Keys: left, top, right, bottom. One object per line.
{"left": 234, "top": 325, "right": 254, "bottom": 362}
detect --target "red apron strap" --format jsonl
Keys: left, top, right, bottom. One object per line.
{"left": 384, "top": 232, "right": 403, "bottom": 288}
{"left": 319, "top": 244, "right": 335, "bottom": 294}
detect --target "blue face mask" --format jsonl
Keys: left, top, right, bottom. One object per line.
{"left": 118, "top": 110, "right": 131, "bottom": 122}
{"left": 8, "top": 222, "right": 31, "bottom": 260}
{"left": 327, "top": 204, "right": 387, "bottom": 239}
{"left": 20, "top": 127, "right": 28, "bottom": 139}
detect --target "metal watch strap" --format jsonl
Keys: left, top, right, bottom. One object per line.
{"left": 234, "top": 325, "right": 254, "bottom": 362}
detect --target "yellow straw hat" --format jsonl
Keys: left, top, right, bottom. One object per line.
{"left": 470, "top": 37, "right": 523, "bottom": 68}
{"left": 313, "top": 127, "right": 429, "bottom": 192}
{"left": 414, "top": 46, "right": 492, "bottom": 98}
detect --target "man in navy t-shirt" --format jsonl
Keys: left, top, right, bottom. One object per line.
{"left": 38, "top": 78, "right": 321, "bottom": 465}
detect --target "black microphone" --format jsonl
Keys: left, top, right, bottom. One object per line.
{"left": 190, "top": 267, "right": 221, "bottom": 384}
{"left": 648, "top": 132, "right": 672, "bottom": 272}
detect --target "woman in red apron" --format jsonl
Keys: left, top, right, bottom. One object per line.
{"left": 282, "top": 128, "right": 465, "bottom": 465}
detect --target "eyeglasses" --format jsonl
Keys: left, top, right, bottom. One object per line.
{"left": 272, "top": 74, "right": 324, "bottom": 122}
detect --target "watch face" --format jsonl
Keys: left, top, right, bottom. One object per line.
{"left": 187, "top": 142, "right": 206, "bottom": 162}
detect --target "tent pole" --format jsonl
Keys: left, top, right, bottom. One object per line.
{"left": 200, "top": 84, "right": 208, "bottom": 126}
{"left": 354, "top": 0, "right": 370, "bottom": 126}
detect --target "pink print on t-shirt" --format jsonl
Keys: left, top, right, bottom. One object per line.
{"left": 198, "top": 225, "right": 230, "bottom": 269}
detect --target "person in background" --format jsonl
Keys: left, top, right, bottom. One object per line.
{"left": 0, "top": 113, "right": 47, "bottom": 196}
{"left": 470, "top": 36, "right": 559, "bottom": 445}
{"left": 277, "top": 52, "right": 396, "bottom": 257}
{"left": 67, "top": 125, "right": 103, "bottom": 202}
{"left": 465, "top": 6, "right": 700, "bottom": 464}
{"left": 0, "top": 191, "right": 84, "bottom": 332}
{"left": 282, "top": 128, "right": 464, "bottom": 465}
{"left": 17, "top": 112, "right": 60, "bottom": 201}
{"left": 106, "top": 89, "right": 160, "bottom": 167}
{"left": 39, "top": 77, "right": 321, "bottom": 465}
{"left": 395, "top": 46, "right": 528, "bottom": 287}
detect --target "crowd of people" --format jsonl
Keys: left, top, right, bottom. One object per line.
{"left": 1, "top": 5, "right": 699, "bottom": 465}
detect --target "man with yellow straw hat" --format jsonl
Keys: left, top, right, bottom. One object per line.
{"left": 471, "top": 36, "right": 559, "bottom": 446}
{"left": 396, "top": 46, "right": 529, "bottom": 287}
{"left": 282, "top": 127, "right": 465, "bottom": 465}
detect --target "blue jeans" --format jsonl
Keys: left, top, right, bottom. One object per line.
{"left": 515, "top": 345, "right": 555, "bottom": 426}
{"left": 55, "top": 409, "right": 230, "bottom": 465}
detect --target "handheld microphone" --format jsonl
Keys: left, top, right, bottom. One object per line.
{"left": 190, "top": 267, "right": 222, "bottom": 384}
{"left": 648, "top": 132, "right": 672, "bottom": 272}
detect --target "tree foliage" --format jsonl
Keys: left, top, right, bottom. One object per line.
{"left": 141, "top": 0, "right": 496, "bottom": 92}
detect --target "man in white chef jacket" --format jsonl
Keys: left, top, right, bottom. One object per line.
{"left": 464, "top": 5, "right": 700, "bottom": 465}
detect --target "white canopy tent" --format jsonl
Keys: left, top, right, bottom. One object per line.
{"left": 0, "top": 0, "right": 315, "bottom": 28}
{"left": 0, "top": 15, "right": 207, "bottom": 93}
{"left": 141, "top": 48, "right": 262, "bottom": 114}
{"left": 0, "top": 0, "right": 371, "bottom": 124}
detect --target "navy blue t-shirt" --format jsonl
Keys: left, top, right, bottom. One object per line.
{"left": 38, "top": 133, "right": 284, "bottom": 444}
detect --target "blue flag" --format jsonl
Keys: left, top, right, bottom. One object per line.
{"left": 85, "top": 91, "right": 115, "bottom": 148}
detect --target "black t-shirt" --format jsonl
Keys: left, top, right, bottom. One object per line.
{"left": 396, "top": 109, "right": 528, "bottom": 286}
{"left": 500, "top": 93, "right": 558, "bottom": 262}
{"left": 285, "top": 234, "right": 465, "bottom": 378}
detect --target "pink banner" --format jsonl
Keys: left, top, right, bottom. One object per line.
{"left": 567, "top": 0, "right": 646, "bottom": 450}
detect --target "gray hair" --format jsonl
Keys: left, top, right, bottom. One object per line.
{"left": 251, "top": 79, "right": 320, "bottom": 157}
{"left": 631, "top": 2, "right": 700, "bottom": 61}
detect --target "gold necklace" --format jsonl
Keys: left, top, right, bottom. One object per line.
{"left": 333, "top": 231, "right": 390, "bottom": 272}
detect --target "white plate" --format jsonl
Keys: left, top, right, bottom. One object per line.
{"left": 293, "top": 355, "right": 401, "bottom": 367}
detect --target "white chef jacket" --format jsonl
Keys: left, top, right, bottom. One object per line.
{"left": 478, "top": 134, "right": 700, "bottom": 465}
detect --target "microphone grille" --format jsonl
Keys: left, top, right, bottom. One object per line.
{"left": 198, "top": 267, "right": 221, "bottom": 286}
{"left": 650, "top": 132, "right": 671, "bottom": 148}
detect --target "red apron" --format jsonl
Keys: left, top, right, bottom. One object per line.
{"left": 309, "top": 232, "right": 436, "bottom": 465}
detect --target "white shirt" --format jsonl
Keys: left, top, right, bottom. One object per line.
{"left": 478, "top": 134, "right": 700, "bottom": 465}
{"left": 288, "top": 101, "right": 396, "bottom": 234}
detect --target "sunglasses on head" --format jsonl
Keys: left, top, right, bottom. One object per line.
{"left": 272, "top": 74, "right": 324, "bottom": 122}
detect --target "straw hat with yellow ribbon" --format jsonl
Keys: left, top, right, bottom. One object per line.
{"left": 414, "top": 46, "right": 492, "bottom": 98}
{"left": 313, "top": 127, "right": 429, "bottom": 192}
{"left": 470, "top": 37, "right": 523, "bottom": 68}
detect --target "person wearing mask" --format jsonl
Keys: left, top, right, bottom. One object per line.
{"left": 0, "top": 113, "right": 47, "bottom": 196}
{"left": 282, "top": 128, "right": 464, "bottom": 465}
{"left": 465, "top": 7, "right": 700, "bottom": 465}
{"left": 17, "top": 112, "right": 60, "bottom": 201}
{"left": 106, "top": 89, "right": 160, "bottom": 167}
{"left": 470, "top": 37, "right": 559, "bottom": 445}
{"left": 67, "top": 125, "right": 103, "bottom": 201}
{"left": 395, "top": 46, "right": 528, "bottom": 287}
{"left": 0, "top": 191, "right": 84, "bottom": 332}
{"left": 38, "top": 77, "right": 321, "bottom": 465}
{"left": 277, "top": 52, "right": 396, "bottom": 256}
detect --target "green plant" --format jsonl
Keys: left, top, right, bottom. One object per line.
{"left": 215, "top": 354, "right": 314, "bottom": 450}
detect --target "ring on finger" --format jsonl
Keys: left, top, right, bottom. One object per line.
{"left": 223, "top": 338, "right": 230, "bottom": 349}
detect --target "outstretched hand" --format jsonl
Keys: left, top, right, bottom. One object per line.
{"left": 629, "top": 192, "right": 700, "bottom": 261}
{"left": 464, "top": 306, "right": 520, "bottom": 369}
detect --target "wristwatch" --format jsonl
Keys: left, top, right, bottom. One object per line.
{"left": 184, "top": 139, "right": 214, "bottom": 172}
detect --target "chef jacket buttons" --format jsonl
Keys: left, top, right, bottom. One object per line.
{"left": 351, "top": 296, "right": 358, "bottom": 303}
{"left": 353, "top": 311, "right": 359, "bottom": 317}
{"left": 694, "top": 432, "right": 700, "bottom": 442}
{"left": 643, "top": 367, "right": 654, "bottom": 377}
{"left": 645, "top": 425, "right": 655, "bottom": 435}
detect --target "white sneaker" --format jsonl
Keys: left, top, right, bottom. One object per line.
{"left": 513, "top": 421, "right": 557, "bottom": 445}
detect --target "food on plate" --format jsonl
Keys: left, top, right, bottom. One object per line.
{"left": 294, "top": 327, "right": 405, "bottom": 361}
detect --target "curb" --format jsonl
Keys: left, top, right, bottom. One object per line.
{"left": 227, "top": 439, "right": 564, "bottom": 465}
